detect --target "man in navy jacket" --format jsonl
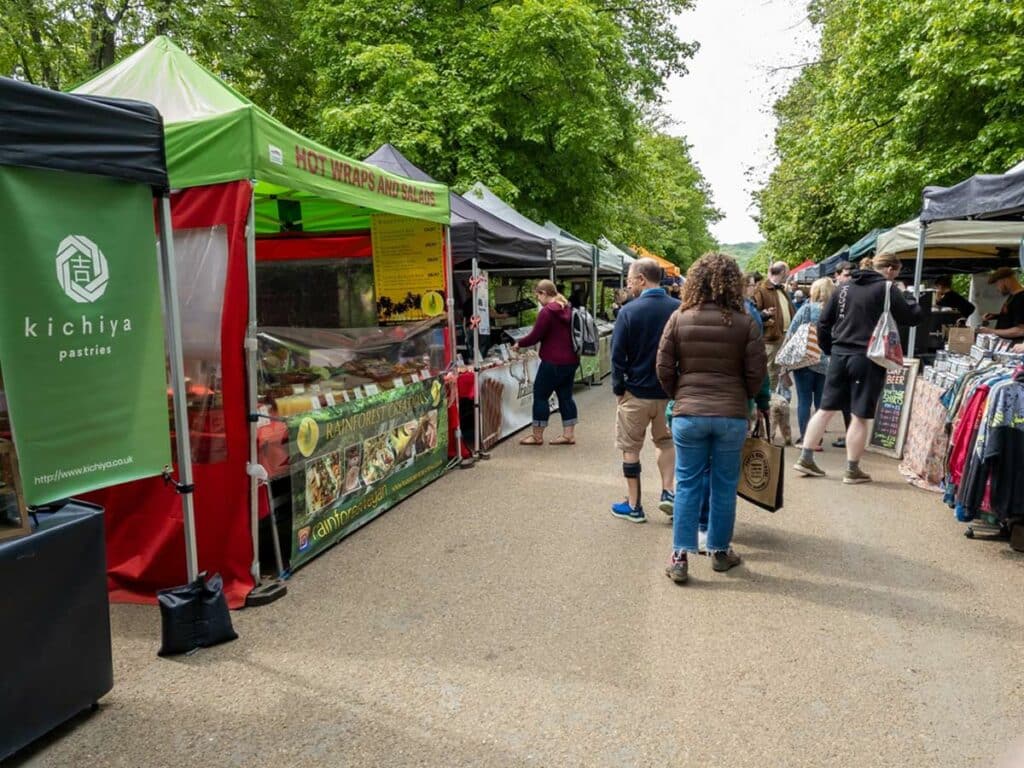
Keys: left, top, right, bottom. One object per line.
{"left": 610, "top": 258, "right": 681, "bottom": 523}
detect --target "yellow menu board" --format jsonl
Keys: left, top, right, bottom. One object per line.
{"left": 371, "top": 214, "right": 446, "bottom": 323}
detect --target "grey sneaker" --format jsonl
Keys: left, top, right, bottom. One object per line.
{"left": 710, "top": 548, "right": 742, "bottom": 572}
{"left": 665, "top": 551, "right": 688, "bottom": 583}
{"left": 793, "top": 457, "right": 826, "bottom": 477}
{"left": 843, "top": 466, "right": 872, "bottom": 484}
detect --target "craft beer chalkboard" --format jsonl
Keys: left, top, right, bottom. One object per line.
{"left": 867, "top": 360, "right": 918, "bottom": 459}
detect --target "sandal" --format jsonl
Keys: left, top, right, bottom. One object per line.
{"left": 519, "top": 434, "right": 544, "bottom": 446}
{"left": 550, "top": 435, "right": 575, "bottom": 446}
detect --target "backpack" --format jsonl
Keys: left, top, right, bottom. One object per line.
{"left": 571, "top": 306, "right": 599, "bottom": 357}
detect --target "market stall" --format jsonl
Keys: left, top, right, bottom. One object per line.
{"left": 890, "top": 165, "right": 1024, "bottom": 549}
{"left": 875, "top": 216, "right": 1024, "bottom": 359}
{"left": 460, "top": 183, "right": 595, "bottom": 446}
{"left": 0, "top": 76, "right": 190, "bottom": 757}
{"left": 361, "top": 144, "right": 554, "bottom": 461}
{"left": 74, "top": 36, "right": 454, "bottom": 598}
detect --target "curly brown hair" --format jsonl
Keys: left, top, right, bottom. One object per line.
{"left": 679, "top": 252, "right": 745, "bottom": 324}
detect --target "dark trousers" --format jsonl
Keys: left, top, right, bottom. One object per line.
{"left": 532, "top": 361, "right": 579, "bottom": 427}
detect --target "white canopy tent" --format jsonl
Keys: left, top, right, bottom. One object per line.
{"left": 876, "top": 217, "right": 1024, "bottom": 261}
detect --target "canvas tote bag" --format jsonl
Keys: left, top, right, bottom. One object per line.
{"left": 737, "top": 417, "right": 784, "bottom": 512}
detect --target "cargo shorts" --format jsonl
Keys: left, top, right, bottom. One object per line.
{"left": 615, "top": 392, "right": 673, "bottom": 453}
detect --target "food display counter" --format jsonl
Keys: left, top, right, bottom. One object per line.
{"left": 255, "top": 320, "right": 450, "bottom": 569}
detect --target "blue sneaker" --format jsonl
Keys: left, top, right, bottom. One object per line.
{"left": 610, "top": 500, "right": 646, "bottom": 523}
{"left": 658, "top": 490, "right": 675, "bottom": 516}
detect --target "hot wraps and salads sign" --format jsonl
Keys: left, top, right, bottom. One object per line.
{"left": 0, "top": 166, "right": 171, "bottom": 504}
{"left": 287, "top": 376, "right": 448, "bottom": 567}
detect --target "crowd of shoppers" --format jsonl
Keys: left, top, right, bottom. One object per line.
{"left": 512, "top": 246, "right": 931, "bottom": 584}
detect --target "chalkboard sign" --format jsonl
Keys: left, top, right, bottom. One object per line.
{"left": 867, "top": 360, "right": 919, "bottom": 459}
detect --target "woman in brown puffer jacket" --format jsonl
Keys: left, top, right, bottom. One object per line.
{"left": 656, "top": 253, "right": 767, "bottom": 584}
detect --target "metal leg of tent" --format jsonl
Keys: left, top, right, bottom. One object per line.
{"left": 908, "top": 222, "right": 928, "bottom": 356}
{"left": 157, "top": 195, "right": 198, "bottom": 583}
{"left": 245, "top": 190, "right": 286, "bottom": 607}
{"left": 445, "top": 229, "right": 466, "bottom": 465}
{"left": 470, "top": 257, "right": 488, "bottom": 463}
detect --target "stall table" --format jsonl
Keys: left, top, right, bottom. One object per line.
{"left": 898, "top": 378, "right": 949, "bottom": 492}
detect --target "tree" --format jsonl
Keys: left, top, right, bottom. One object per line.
{"left": 301, "top": 0, "right": 700, "bottom": 241}
{"left": 757, "top": 0, "right": 1024, "bottom": 265}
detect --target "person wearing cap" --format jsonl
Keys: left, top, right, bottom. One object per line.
{"left": 979, "top": 268, "right": 1024, "bottom": 339}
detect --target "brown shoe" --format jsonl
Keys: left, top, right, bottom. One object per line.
{"left": 665, "top": 551, "right": 688, "bottom": 583}
{"left": 710, "top": 548, "right": 742, "bottom": 572}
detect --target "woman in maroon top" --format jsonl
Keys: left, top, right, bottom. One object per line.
{"left": 512, "top": 280, "right": 580, "bottom": 445}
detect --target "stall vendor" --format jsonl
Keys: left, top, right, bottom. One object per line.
{"left": 933, "top": 275, "right": 975, "bottom": 322}
{"left": 979, "top": 267, "right": 1024, "bottom": 339}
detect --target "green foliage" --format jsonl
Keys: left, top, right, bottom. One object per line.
{"left": 719, "top": 241, "right": 764, "bottom": 270}
{"left": 757, "top": 0, "right": 1024, "bottom": 265}
{"left": 1, "top": 0, "right": 719, "bottom": 262}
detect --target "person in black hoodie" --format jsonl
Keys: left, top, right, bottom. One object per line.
{"left": 794, "top": 252, "right": 921, "bottom": 484}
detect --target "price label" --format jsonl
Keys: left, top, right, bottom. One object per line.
{"left": 392, "top": 377, "right": 406, "bottom": 389}
{"left": 364, "top": 384, "right": 380, "bottom": 396}
{"left": 310, "top": 397, "right": 321, "bottom": 411}
{"left": 341, "top": 390, "right": 351, "bottom": 402}
{"left": 324, "top": 392, "right": 336, "bottom": 407}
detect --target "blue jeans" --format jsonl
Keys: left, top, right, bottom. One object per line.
{"left": 532, "top": 361, "right": 578, "bottom": 428}
{"left": 672, "top": 416, "right": 747, "bottom": 553}
{"left": 792, "top": 367, "right": 825, "bottom": 439}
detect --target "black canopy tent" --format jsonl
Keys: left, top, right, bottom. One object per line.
{"left": 922, "top": 165, "right": 1024, "bottom": 223}
{"left": 0, "top": 77, "right": 168, "bottom": 188}
{"left": 902, "top": 165, "right": 1024, "bottom": 352}
{"left": 0, "top": 77, "right": 198, "bottom": 582}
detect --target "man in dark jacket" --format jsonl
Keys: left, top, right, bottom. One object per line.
{"left": 610, "top": 258, "right": 680, "bottom": 523}
{"left": 794, "top": 253, "right": 921, "bottom": 484}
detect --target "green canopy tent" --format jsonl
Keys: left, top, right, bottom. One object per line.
{"left": 75, "top": 37, "right": 450, "bottom": 231}
{"left": 73, "top": 37, "right": 452, "bottom": 606}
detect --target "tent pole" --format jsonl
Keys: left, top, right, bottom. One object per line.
{"left": 444, "top": 227, "right": 463, "bottom": 463}
{"left": 549, "top": 242, "right": 556, "bottom": 284}
{"left": 157, "top": 195, "right": 198, "bottom": 583}
{"left": 591, "top": 246, "right": 599, "bottom": 318}
{"left": 908, "top": 222, "right": 928, "bottom": 357}
{"left": 472, "top": 256, "right": 483, "bottom": 457}
{"left": 620, "top": 254, "right": 625, "bottom": 290}
{"left": 245, "top": 190, "right": 261, "bottom": 584}
{"left": 243, "top": 189, "right": 287, "bottom": 607}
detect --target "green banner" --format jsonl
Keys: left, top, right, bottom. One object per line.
{"left": 289, "top": 377, "right": 449, "bottom": 568}
{"left": 0, "top": 166, "right": 171, "bottom": 504}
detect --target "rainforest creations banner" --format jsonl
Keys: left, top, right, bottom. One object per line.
{"left": 288, "top": 376, "right": 448, "bottom": 567}
{"left": 0, "top": 167, "right": 171, "bottom": 504}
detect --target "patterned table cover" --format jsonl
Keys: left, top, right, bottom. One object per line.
{"left": 898, "top": 377, "right": 948, "bottom": 492}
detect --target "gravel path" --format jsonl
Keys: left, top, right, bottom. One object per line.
{"left": 14, "top": 386, "right": 1024, "bottom": 767}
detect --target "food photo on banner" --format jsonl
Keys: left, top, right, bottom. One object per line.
{"left": 287, "top": 375, "right": 448, "bottom": 567}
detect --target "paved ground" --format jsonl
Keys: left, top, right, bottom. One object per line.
{"left": 14, "top": 386, "right": 1024, "bottom": 767}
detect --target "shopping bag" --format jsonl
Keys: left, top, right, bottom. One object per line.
{"left": 157, "top": 571, "right": 238, "bottom": 656}
{"left": 737, "top": 418, "right": 784, "bottom": 512}
{"left": 867, "top": 281, "right": 904, "bottom": 370}
{"left": 776, "top": 322, "right": 821, "bottom": 370}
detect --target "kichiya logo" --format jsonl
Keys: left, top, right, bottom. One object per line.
{"left": 56, "top": 235, "right": 109, "bottom": 304}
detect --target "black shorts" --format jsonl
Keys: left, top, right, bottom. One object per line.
{"left": 820, "top": 352, "right": 886, "bottom": 419}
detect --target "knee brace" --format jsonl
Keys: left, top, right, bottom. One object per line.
{"left": 622, "top": 462, "right": 641, "bottom": 479}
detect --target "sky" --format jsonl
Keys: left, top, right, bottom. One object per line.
{"left": 664, "top": 0, "right": 818, "bottom": 244}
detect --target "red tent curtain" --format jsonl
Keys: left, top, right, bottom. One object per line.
{"left": 86, "top": 181, "right": 254, "bottom": 608}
